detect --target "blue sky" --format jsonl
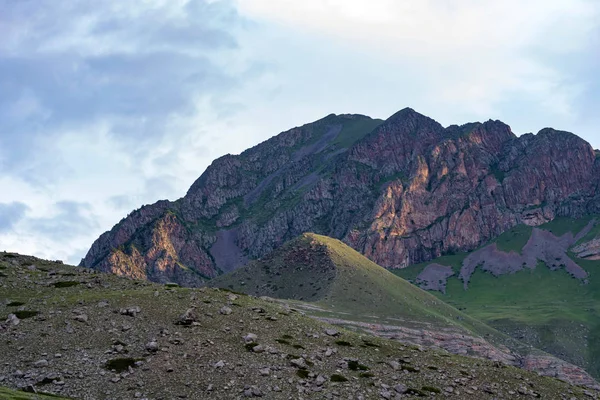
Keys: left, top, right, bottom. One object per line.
{"left": 1, "top": 0, "right": 599, "bottom": 263}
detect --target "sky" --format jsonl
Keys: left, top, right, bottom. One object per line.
{"left": 1, "top": 0, "right": 599, "bottom": 264}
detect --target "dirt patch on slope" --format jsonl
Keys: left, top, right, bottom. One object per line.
{"left": 415, "top": 264, "right": 454, "bottom": 294}
{"left": 459, "top": 221, "right": 595, "bottom": 288}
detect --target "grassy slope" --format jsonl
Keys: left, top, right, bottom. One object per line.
{"left": 394, "top": 216, "right": 600, "bottom": 377}
{"left": 0, "top": 387, "right": 68, "bottom": 399}
{"left": 333, "top": 118, "right": 384, "bottom": 148}
{"left": 210, "top": 234, "right": 534, "bottom": 355}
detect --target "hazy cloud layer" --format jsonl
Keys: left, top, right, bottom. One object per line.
{"left": 1, "top": 0, "right": 599, "bottom": 263}
{"left": 0, "top": 202, "right": 29, "bottom": 234}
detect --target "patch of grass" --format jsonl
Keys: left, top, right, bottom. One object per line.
{"left": 281, "top": 334, "right": 294, "bottom": 340}
{"left": 0, "top": 386, "right": 70, "bottom": 399}
{"left": 333, "top": 117, "right": 384, "bottom": 148}
{"left": 105, "top": 358, "right": 141, "bottom": 373}
{"left": 422, "top": 385, "right": 442, "bottom": 394}
{"left": 7, "top": 301, "right": 26, "bottom": 307}
{"left": 494, "top": 225, "right": 533, "bottom": 253}
{"left": 335, "top": 340, "right": 353, "bottom": 347}
{"left": 490, "top": 164, "right": 506, "bottom": 183}
{"left": 348, "top": 360, "right": 369, "bottom": 371}
{"left": 540, "top": 216, "right": 595, "bottom": 237}
{"left": 292, "top": 344, "right": 305, "bottom": 350}
{"left": 361, "top": 340, "right": 380, "bottom": 348}
{"left": 401, "top": 365, "right": 419, "bottom": 373}
{"left": 296, "top": 369, "right": 310, "bottom": 379}
{"left": 359, "top": 372, "right": 374, "bottom": 378}
{"left": 217, "top": 287, "right": 247, "bottom": 296}
{"left": 244, "top": 343, "right": 258, "bottom": 351}
{"left": 53, "top": 281, "right": 80, "bottom": 288}
{"left": 406, "top": 388, "right": 427, "bottom": 397}
{"left": 275, "top": 339, "right": 290, "bottom": 345}
{"left": 13, "top": 310, "right": 38, "bottom": 319}
{"left": 330, "top": 374, "right": 348, "bottom": 383}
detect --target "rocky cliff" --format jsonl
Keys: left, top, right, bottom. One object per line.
{"left": 81, "top": 108, "right": 600, "bottom": 284}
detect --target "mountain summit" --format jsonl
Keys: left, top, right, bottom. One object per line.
{"left": 81, "top": 109, "right": 600, "bottom": 285}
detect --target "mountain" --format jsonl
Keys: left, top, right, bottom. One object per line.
{"left": 208, "top": 233, "right": 600, "bottom": 388}
{"left": 4, "top": 253, "right": 597, "bottom": 399}
{"left": 81, "top": 108, "right": 600, "bottom": 286}
{"left": 395, "top": 216, "right": 600, "bottom": 379}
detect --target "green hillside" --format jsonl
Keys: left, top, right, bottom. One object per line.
{"left": 394, "top": 216, "right": 600, "bottom": 378}
{"left": 209, "top": 234, "right": 534, "bottom": 351}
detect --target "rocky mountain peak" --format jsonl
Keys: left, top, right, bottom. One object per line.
{"left": 82, "top": 109, "right": 600, "bottom": 286}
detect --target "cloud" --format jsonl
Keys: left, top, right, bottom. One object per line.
{"left": 0, "top": 202, "right": 29, "bottom": 233}
{"left": 0, "top": 0, "right": 269, "bottom": 263}
{"left": 236, "top": 0, "right": 600, "bottom": 144}
{"left": 27, "top": 201, "right": 99, "bottom": 241}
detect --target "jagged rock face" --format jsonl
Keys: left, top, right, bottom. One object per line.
{"left": 81, "top": 109, "right": 599, "bottom": 284}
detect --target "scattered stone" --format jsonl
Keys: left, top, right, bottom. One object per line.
{"left": 34, "top": 359, "right": 49, "bottom": 368}
{"left": 252, "top": 345, "right": 265, "bottom": 353}
{"left": 145, "top": 341, "right": 159, "bottom": 352}
{"left": 394, "top": 384, "right": 407, "bottom": 394}
{"left": 380, "top": 390, "right": 393, "bottom": 399}
{"left": 219, "top": 306, "right": 232, "bottom": 315}
{"left": 120, "top": 306, "right": 141, "bottom": 317}
{"left": 244, "top": 385, "right": 263, "bottom": 397}
{"left": 290, "top": 358, "right": 308, "bottom": 369}
{"left": 325, "top": 329, "right": 340, "bottom": 337}
{"left": 176, "top": 308, "right": 198, "bottom": 326}
{"left": 214, "top": 360, "right": 225, "bottom": 368}
{"left": 73, "top": 313, "right": 88, "bottom": 323}
{"left": 244, "top": 333, "right": 258, "bottom": 343}
{"left": 259, "top": 368, "right": 270, "bottom": 376}
{"left": 6, "top": 314, "right": 20, "bottom": 326}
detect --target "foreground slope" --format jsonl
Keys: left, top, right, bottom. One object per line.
{"left": 81, "top": 108, "right": 600, "bottom": 286}
{"left": 208, "top": 234, "right": 600, "bottom": 388}
{"left": 3, "top": 253, "right": 597, "bottom": 399}
{"left": 396, "top": 216, "right": 600, "bottom": 379}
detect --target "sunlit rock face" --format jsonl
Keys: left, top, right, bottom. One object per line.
{"left": 81, "top": 108, "right": 600, "bottom": 285}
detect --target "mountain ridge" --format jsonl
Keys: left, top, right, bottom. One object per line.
{"left": 81, "top": 108, "right": 600, "bottom": 286}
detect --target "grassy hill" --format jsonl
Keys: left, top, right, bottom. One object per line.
{"left": 2, "top": 253, "right": 595, "bottom": 399}
{"left": 208, "top": 234, "right": 553, "bottom": 357}
{"left": 394, "top": 216, "right": 600, "bottom": 378}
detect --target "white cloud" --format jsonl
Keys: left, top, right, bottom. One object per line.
{"left": 236, "top": 0, "right": 600, "bottom": 125}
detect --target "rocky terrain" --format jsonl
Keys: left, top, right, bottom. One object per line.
{"left": 80, "top": 108, "right": 600, "bottom": 285}
{"left": 2, "top": 253, "right": 600, "bottom": 400}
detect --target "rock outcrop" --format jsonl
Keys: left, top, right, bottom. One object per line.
{"left": 81, "top": 109, "right": 600, "bottom": 284}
